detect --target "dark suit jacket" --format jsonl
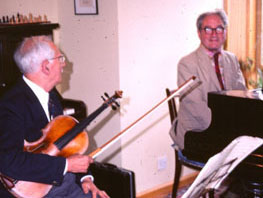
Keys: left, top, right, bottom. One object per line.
{"left": 0, "top": 78, "right": 66, "bottom": 197}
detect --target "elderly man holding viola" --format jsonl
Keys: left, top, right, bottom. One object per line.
{"left": 0, "top": 36, "right": 109, "bottom": 198}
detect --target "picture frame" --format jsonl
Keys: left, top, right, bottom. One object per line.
{"left": 74, "top": 0, "right": 98, "bottom": 15}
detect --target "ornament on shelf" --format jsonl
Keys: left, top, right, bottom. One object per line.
{"left": 0, "top": 12, "right": 50, "bottom": 25}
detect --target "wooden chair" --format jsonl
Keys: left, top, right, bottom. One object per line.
{"left": 165, "top": 88, "right": 206, "bottom": 198}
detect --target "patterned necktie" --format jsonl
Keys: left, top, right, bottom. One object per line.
{"left": 48, "top": 94, "right": 55, "bottom": 120}
{"left": 214, "top": 52, "right": 225, "bottom": 90}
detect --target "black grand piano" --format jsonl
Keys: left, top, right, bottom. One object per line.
{"left": 203, "top": 90, "right": 263, "bottom": 196}
{"left": 184, "top": 89, "right": 263, "bottom": 162}
{"left": 208, "top": 89, "right": 263, "bottom": 140}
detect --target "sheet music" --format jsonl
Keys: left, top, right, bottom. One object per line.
{"left": 182, "top": 135, "right": 263, "bottom": 198}
{"left": 249, "top": 88, "right": 263, "bottom": 100}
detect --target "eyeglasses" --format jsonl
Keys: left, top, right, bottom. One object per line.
{"left": 48, "top": 55, "right": 66, "bottom": 63}
{"left": 201, "top": 26, "right": 225, "bottom": 35}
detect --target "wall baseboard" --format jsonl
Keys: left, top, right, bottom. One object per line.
{"left": 136, "top": 171, "right": 199, "bottom": 198}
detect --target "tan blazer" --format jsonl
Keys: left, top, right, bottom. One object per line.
{"left": 170, "top": 45, "right": 246, "bottom": 149}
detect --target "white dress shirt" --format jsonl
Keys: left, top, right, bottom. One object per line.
{"left": 23, "top": 76, "right": 68, "bottom": 174}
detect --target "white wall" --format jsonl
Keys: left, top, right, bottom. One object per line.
{"left": 57, "top": 0, "right": 121, "bottom": 166}
{"left": 0, "top": 0, "right": 58, "bottom": 21}
{"left": 0, "top": 0, "right": 223, "bottom": 193}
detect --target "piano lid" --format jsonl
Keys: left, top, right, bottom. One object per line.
{"left": 207, "top": 89, "right": 263, "bottom": 139}
{"left": 209, "top": 89, "right": 263, "bottom": 101}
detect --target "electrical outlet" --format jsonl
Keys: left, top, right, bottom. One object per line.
{"left": 157, "top": 156, "right": 167, "bottom": 171}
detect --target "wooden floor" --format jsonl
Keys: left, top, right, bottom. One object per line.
{"left": 137, "top": 172, "right": 199, "bottom": 198}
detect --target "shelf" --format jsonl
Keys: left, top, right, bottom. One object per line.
{"left": 0, "top": 23, "right": 59, "bottom": 33}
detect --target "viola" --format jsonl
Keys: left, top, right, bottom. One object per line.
{"left": 0, "top": 90, "right": 122, "bottom": 198}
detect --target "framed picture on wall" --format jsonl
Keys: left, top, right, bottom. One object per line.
{"left": 74, "top": 0, "right": 98, "bottom": 15}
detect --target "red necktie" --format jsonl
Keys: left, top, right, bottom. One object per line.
{"left": 214, "top": 53, "right": 225, "bottom": 90}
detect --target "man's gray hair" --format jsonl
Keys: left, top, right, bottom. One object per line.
{"left": 196, "top": 9, "right": 229, "bottom": 31}
{"left": 14, "top": 36, "right": 55, "bottom": 74}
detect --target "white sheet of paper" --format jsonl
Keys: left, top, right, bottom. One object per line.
{"left": 182, "top": 136, "right": 263, "bottom": 198}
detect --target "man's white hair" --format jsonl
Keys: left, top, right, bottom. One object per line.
{"left": 14, "top": 36, "right": 55, "bottom": 74}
